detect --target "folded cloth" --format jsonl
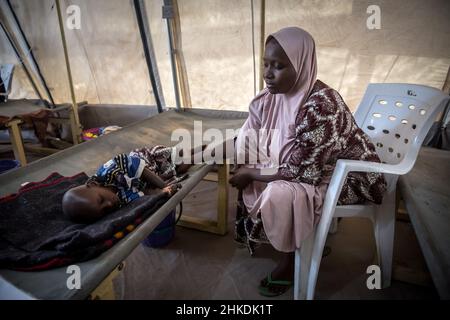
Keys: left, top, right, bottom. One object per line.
{"left": 0, "top": 172, "right": 168, "bottom": 270}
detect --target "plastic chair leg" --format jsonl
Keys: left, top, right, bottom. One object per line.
{"left": 294, "top": 231, "right": 315, "bottom": 300}
{"left": 329, "top": 218, "right": 338, "bottom": 234}
{"left": 304, "top": 207, "right": 337, "bottom": 300}
{"left": 374, "top": 189, "right": 396, "bottom": 288}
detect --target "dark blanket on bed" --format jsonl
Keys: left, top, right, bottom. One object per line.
{"left": 0, "top": 172, "right": 168, "bottom": 270}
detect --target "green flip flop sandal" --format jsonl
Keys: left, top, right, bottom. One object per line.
{"left": 258, "top": 273, "right": 292, "bottom": 297}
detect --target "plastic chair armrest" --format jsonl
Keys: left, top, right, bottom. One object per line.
{"left": 335, "top": 159, "right": 406, "bottom": 175}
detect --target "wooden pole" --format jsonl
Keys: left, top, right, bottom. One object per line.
{"left": 6, "top": 119, "right": 27, "bottom": 166}
{"left": 163, "top": 0, "right": 182, "bottom": 110}
{"left": 258, "top": 0, "right": 266, "bottom": 91}
{"left": 171, "top": 0, "right": 191, "bottom": 108}
{"left": 56, "top": 0, "right": 81, "bottom": 144}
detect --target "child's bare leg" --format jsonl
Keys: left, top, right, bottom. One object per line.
{"left": 144, "top": 188, "right": 164, "bottom": 196}
{"left": 144, "top": 184, "right": 180, "bottom": 197}
{"left": 176, "top": 144, "right": 207, "bottom": 171}
{"left": 176, "top": 163, "right": 192, "bottom": 174}
{"left": 147, "top": 184, "right": 180, "bottom": 196}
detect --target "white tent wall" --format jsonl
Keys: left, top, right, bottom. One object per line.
{"left": 167, "top": 0, "right": 450, "bottom": 111}
{"left": 264, "top": 0, "right": 450, "bottom": 109}
{"left": 1, "top": 0, "right": 449, "bottom": 111}
{"left": 3, "top": 0, "right": 156, "bottom": 105}
{"left": 170, "top": 0, "right": 255, "bottom": 111}
{"left": 144, "top": 0, "right": 255, "bottom": 111}
{"left": 4, "top": 0, "right": 73, "bottom": 104}
{"left": 0, "top": 23, "right": 38, "bottom": 100}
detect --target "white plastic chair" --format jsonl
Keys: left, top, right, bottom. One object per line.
{"left": 294, "top": 83, "right": 450, "bottom": 300}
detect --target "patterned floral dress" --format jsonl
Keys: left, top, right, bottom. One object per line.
{"left": 280, "top": 80, "right": 387, "bottom": 205}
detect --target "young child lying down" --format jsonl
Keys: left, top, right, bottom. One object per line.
{"left": 62, "top": 145, "right": 202, "bottom": 224}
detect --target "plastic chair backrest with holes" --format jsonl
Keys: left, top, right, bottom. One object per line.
{"left": 354, "top": 83, "right": 449, "bottom": 172}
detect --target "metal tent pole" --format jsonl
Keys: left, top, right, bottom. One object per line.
{"left": 0, "top": 22, "right": 41, "bottom": 101}
{"left": 0, "top": 0, "right": 54, "bottom": 104}
{"left": 133, "top": 0, "right": 165, "bottom": 113}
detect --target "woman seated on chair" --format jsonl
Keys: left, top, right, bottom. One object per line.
{"left": 228, "top": 27, "right": 387, "bottom": 297}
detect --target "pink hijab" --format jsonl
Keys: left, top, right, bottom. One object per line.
{"left": 237, "top": 27, "right": 318, "bottom": 166}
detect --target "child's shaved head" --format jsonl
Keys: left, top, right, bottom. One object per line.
{"left": 62, "top": 184, "right": 120, "bottom": 224}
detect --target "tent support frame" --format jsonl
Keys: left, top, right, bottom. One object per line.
{"left": 0, "top": 1, "right": 54, "bottom": 104}
{"left": 134, "top": 0, "right": 165, "bottom": 113}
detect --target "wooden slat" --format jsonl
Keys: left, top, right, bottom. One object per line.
{"left": 178, "top": 215, "right": 221, "bottom": 234}
{"left": 47, "top": 117, "right": 71, "bottom": 125}
{"left": 23, "top": 145, "right": 60, "bottom": 156}
{"left": 203, "top": 172, "right": 218, "bottom": 182}
{"left": 5, "top": 119, "right": 27, "bottom": 166}
{"left": 88, "top": 262, "right": 125, "bottom": 300}
{"left": 171, "top": 0, "right": 191, "bottom": 108}
{"left": 179, "top": 164, "right": 229, "bottom": 235}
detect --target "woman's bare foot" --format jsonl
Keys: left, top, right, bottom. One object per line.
{"left": 261, "top": 252, "right": 294, "bottom": 285}
{"left": 258, "top": 252, "right": 294, "bottom": 296}
{"left": 259, "top": 246, "right": 332, "bottom": 296}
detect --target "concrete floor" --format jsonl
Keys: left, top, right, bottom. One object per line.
{"left": 113, "top": 180, "right": 438, "bottom": 300}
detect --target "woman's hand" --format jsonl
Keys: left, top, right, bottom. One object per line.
{"left": 229, "top": 168, "right": 289, "bottom": 190}
{"left": 228, "top": 167, "right": 257, "bottom": 190}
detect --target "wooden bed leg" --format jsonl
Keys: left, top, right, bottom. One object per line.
{"left": 395, "top": 186, "right": 410, "bottom": 222}
{"left": 178, "top": 164, "right": 229, "bottom": 235}
{"left": 216, "top": 164, "right": 229, "bottom": 235}
{"left": 88, "top": 262, "right": 125, "bottom": 300}
{"left": 69, "top": 111, "right": 81, "bottom": 145}
{"left": 6, "top": 119, "right": 27, "bottom": 166}
{"left": 56, "top": 0, "right": 82, "bottom": 145}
